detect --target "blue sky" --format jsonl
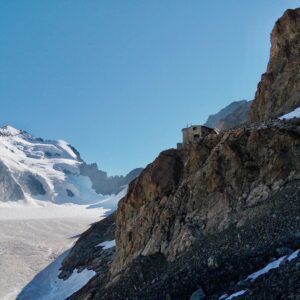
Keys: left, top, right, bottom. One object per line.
{"left": 0, "top": 1, "right": 299, "bottom": 175}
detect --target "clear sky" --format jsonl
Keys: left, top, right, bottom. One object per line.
{"left": 0, "top": 1, "right": 299, "bottom": 175}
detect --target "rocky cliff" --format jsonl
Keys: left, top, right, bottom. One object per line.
{"left": 66, "top": 118, "right": 300, "bottom": 300}
{"left": 249, "top": 8, "right": 300, "bottom": 122}
{"left": 112, "top": 119, "right": 300, "bottom": 276}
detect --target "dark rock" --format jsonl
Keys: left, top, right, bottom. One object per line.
{"left": 276, "top": 247, "right": 293, "bottom": 256}
{"left": 207, "top": 256, "right": 219, "bottom": 269}
{"left": 190, "top": 288, "right": 206, "bottom": 300}
{"left": 237, "top": 280, "right": 251, "bottom": 288}
{"left": 66, "top": 189, "right": 74, "bottom": 197}
{"left": 26, "top": 174, "right": 46, "bottom": 195}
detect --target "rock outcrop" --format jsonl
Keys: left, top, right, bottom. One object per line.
{"left": 80, "top": 163, "right": 143, "bottom": 195}
{"left": 111, "top": 119, "right": 300, "bottom": 276}
{"left": 249, "top": 8, "right": 300, "bottom": 122}
{"left": 204, "top": 100, "right": 251, "bottom": 130}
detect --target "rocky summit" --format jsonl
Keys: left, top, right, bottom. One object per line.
{"left": 59, "top": 7, "right": 300, "bottom": 300}
{"left": 249, "top": 8, "right": 300, "bottom": 122}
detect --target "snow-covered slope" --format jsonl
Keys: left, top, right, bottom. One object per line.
{"left": 0, "top": 125, "right": 106, "bottom": 205}
{"left": 279, "top": 106, "right": 300, "bottom": 120}
{"left": 17, "top": 250, "right": 96, "bottom": 300}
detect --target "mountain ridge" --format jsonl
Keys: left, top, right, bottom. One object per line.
{"left": 0, "top": 125, "right": 142, "bottom": 204}
{"left": 204, "top": 100, "right": 250, "bottom": 129}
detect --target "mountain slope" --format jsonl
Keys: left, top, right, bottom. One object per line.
{"left": 0, "top": 125, "right": 141, "bottom": 205}
{"left": 80, "top": 163, "right": 143, "bottom": 196}
{"left": 215, "top": 100, "right": 252, "bottom": 130}
{"left": 204, "top": 100, "right": 251, "bottom": 130}
{"left": 0, "top": 125, "right": 103, "bottom": 204}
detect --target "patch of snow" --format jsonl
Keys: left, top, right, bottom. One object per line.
{"left": 246, "top": 255, "right": 287, "bottom": 281}
{"left": 87, "top": 187, "right": 127, "bottom": 210}
{"left": 96, "top": 239, "right": 116, "bottom": 250}
{"left": 219, "top": 248, "right": 299, "bottom": 300}
{"left": 246, "top": 248, "right": 299, "bottom": 281}
{"left": 17, "top": 250, "right": 95, "bottom": 300}
{"left": 222, "top": 290, "right": 247, "bottom": 300}
{"left": 287, "top": 249, "right": 300, "bottom": 261}
{"left": 56, "top": 140, "right": 78, "bottom": 159}
{"left": 279, "top": 107, "right": 300, "bottom": 120}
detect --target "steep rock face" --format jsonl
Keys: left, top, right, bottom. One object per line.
{"left": 249, "top": 8, "right": 300, "bottom": 122}
{"left": 111, "top": 119, "right": 300, "bottom": 276}
{"left": 204, "top": 100, "right": 251, "bottom": 130}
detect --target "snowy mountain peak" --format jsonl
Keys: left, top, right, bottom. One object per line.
{"left": 0, "top": 126, "right": 107, "bottom": 205}
{"left": 0, "top": 125, "right": 22, "bottom": 136}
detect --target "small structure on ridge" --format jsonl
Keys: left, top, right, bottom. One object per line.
{"left": 177, "top": 125, "right": 216, "bottom": 149}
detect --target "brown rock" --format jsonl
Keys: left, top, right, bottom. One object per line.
{"left": 249, "top": 8, "right": 300, "bottom": 122}
{"left": 111, "top": 119, "right": 300, "bottom": 277}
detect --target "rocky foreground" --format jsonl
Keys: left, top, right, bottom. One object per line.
{"left": 59, "top": 7, "right": 300, "bottom": 300}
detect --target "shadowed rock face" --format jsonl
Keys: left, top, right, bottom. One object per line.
{"left": 249, "top": 8, "right": 300, "bottom": 122}
{"left": 26, "top": 175, "right": 46, "bottom": 196}
{"left": 80, "top": 163, "right": 143, "bottom": 195}
{"left": 111, "top": 119, "right": 300, "bottom": 276}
